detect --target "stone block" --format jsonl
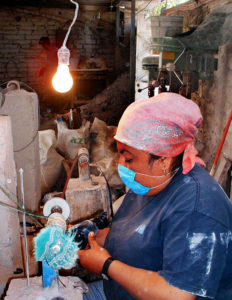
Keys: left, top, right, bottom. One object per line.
{"left": 65, "top": 175, "right": 109, "bottom": 223}
{"left": 0, "top": 116, "right": 22, "bottom": 268}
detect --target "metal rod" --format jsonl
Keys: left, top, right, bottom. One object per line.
{"left": 173, "top": 70, "right": 184, "bottom": 85}
{"left": 19, "top": 168, "right": 30, "bottom": 286}
{"left": 129, "top": 0, "right": 136, "bottom": 103}
{"left": 173, "top": 39, "right": 186, "bottom": 65}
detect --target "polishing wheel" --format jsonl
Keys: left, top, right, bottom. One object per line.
{"left": 43, "top": 197, "right": 70, "bottom": 220}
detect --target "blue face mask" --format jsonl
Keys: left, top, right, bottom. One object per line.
{"left": 118, "top": 164, "right": 179, "bottom": 196}
{"left": 118, "top": 164, "right": 150, "bottom": 196}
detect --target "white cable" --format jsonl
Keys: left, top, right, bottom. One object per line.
{"left": 63, "top": 0, "right": 79, "bottom": 47}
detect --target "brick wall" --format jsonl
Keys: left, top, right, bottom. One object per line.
{"left": 0, "top": 5, "right": 117, "bottom": 97}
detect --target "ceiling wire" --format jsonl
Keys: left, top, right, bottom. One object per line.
{"left": 62, "top": 0, "right": 79, "bottom": 47}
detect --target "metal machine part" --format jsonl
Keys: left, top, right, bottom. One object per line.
{"left": 78, "top": 147, "right": 90, "bottom": 181}
{"left": 46, "top": 213, "right": 67, "bottom": 230}
{"left": 43, "top": 197, "right": 70, "bottom": 221}
{"left": 69, "top": 212, "right": 109, "bottom": 249}
{"left": 141, "top": 16, "right": 218, "bottom": 98}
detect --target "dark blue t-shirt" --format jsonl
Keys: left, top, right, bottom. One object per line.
{"left": 104, "top": 165, "right": 232, "bottom": 299}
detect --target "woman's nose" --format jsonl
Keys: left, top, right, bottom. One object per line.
{"left": 118, "top": 155, "right": 125, "bottom": 166}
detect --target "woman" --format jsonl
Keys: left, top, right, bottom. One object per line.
{"left": 79, "top": 92, "right": 232, "bottom": 300}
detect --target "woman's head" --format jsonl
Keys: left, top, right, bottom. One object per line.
{"left": 117, "top": 141, "right": 177, "bottom": 196}
{"left": 115, "top": 92, "right": 204, "bottom": 175}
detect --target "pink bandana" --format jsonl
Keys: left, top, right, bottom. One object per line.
{"left": 114, "top": 92, "right": 205, "bottom": 174}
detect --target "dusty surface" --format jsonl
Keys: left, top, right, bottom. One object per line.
{"left": 5, "top": 276, "right": 85, "bottom": 300}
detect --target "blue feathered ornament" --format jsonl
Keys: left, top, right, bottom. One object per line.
{"left": 34, "top": 225, "right": 79, "bottom": 270}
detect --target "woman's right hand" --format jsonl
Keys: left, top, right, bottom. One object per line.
{"left": 96, "top": 227, "right": 110, "bottom": 246}
{"left": 78, "top": 231, "right": 111, "bottom": 274}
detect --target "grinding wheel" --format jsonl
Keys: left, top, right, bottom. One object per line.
{"left": 43, "top": 197, "right": 70, "bottom": 220}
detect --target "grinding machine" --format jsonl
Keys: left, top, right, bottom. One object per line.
{"left": 33, "top": 147, "right": 112, "bottom": 288}
{"left": 139, "top": 16, "right": 218, "bottom": 98}
{"left": 5, "top": 147, "right": 112, "bottom": 298}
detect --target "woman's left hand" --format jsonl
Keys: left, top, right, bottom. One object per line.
{"left": 78, "top": 231, "right": 111, "bottom": 274}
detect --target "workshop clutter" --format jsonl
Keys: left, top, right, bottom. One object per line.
{"left": 39, "top": 116, "right": 123, "bottom": 198}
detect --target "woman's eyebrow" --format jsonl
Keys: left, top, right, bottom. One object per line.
{"left": 119, "top": 149, "right": 131, "bottom": 155}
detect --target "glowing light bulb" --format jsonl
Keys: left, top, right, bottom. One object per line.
{"left": 52, "top": 46, "right": 73, "bottom": 93}
{"left": 52, "top": 64, "right": 73, "bottom": 93}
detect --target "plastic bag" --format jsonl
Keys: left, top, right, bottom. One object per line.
{"left": 39, "top": 130, "right": 64, "bottom": 196}
{"left": 56, "top": 119, "right": 90, "bottom": 160}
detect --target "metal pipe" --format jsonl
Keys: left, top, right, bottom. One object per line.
{"left": 173, "top": 70, "right": 184, "bottom": 85}
{"left": 129, "top": 0, "right": 136, "bottom": 103}
{"left": 19, "top": 168, "right": 30, "bottom": 286}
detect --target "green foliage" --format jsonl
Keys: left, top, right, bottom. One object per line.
{"left": 151, "top": 0, "right": 189, "bottom": 17}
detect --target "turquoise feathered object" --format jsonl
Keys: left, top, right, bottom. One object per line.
{"left": 34, "top": 226, "right": 79, "bottom": 270}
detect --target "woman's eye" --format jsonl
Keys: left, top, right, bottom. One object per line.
{"left": 125, "top": 159, "right": 132, "bottom": 163}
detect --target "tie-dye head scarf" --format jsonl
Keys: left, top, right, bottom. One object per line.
{"left": 114, "top": 92, "right": 205, "bottom": 174}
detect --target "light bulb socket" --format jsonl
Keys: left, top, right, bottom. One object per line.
{"left": 57, "top": 46, "right": 70, "bottom": 66}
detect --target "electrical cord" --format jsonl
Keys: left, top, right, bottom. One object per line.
{"left": 62, "top": 0, "right": 79, "bottom": 48}
{"left": 97, "top": 167, "right": 114, "bottom": 219}
{"left": 62, "top": 154, "right": 79, "bottom": 199}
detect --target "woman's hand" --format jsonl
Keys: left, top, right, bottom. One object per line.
{"left": 78, "top": 231, "right": 111, "bottom": 274}
{"left": 96, "top": 227, "right": 110, "bottom": 247}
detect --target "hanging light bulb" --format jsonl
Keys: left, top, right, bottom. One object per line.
{"left": 52, "top": 46, "right": 73, "bottom": 93}
{"left": 52, "top": 0, "right": 79, "bottom": 93}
